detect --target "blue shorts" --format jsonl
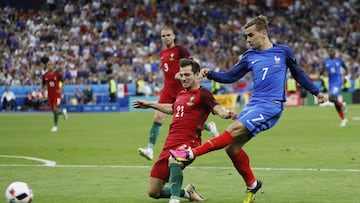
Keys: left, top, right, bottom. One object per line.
{"left": 329, "top": 84, "right": 341, "bottom": 97}
{"left": 238, "top": 99, "right": 283, "bottom": 137}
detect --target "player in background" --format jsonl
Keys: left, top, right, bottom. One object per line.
{"left": 320, "top": 44, "right": 348, "bottom": 127}
{"left": 132, "top": 59, "right": 237, "bottom": 203}
{"left": 42, "top": 61, "right": 68, "bottom": 132}
{"left": 138, "top": 27, "right": 218, "bottom": 161}
{"left": 170, "top": 15, "right": 327, "bottom": 203}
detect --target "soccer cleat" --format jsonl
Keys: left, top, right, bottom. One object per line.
{"left": 208, "top": 121, "right": 219, "bottom": 137}
{"left": 185, "top": 184, "right": 204, "bottom": 201}
{"left": 138, "top": 147, "right": 153, "bottom": 160}
{"left": 168, "top": 199, "right": 180, "bottom": 203}
{"left": 169, "top": 148, "right": 194, "bottom": 162}
{"left": 341, "top": 102, "right": 347, "bottom": 114}
{"left": 51, "top": 126, "right": 58, "bottom": 132}
{"left": 243, "top": 180, "right": 262, "bottom": 203}
{"left": 62, "top": 108, "right": 68, "bottom": 120}
{"left": 340, "top": 119, "right": 348, "bottom": 127}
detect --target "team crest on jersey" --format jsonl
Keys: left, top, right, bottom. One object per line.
{"left": 274, "top": 56, "right": 281, "bottom": 64}
{"left": 186, "top": 95, "right": 195, "bottom": 106}
{"left": 169, "top": 53, "right": 175, "bottom": 61}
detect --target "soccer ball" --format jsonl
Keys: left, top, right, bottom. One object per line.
{"left": 5, "top": 182, "right": 33, "bottom": 203}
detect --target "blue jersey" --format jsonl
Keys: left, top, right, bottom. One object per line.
{"left": 208, "top": 44, "right": 319, "bottom": 102}
{"left": 323, "top": 57, "right": 347, "bottom": 95}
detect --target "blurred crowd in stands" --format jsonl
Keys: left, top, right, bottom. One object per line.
{"left": 0, "top": 0, "right": 359, "bottom": 95}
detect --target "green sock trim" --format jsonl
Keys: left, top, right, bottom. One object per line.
{"left": 203, "top": 122, "right": 210, "bottom": 131}
{"left": 54, "top": 112, "right": 59, "bottom": 126}
{"left": 149, "top": 122, "right": 162, "bottom": 147}
{"left": 169, "top": 163, "right": 183, "bottom": 199}
{"left": 159, "top": 185, "right": 171, "bottom": 198}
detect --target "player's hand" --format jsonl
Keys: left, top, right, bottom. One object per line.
{"left": 131, "top": 100, "right": 149, "bottom": 109}
{"left": 227, "top": 109, "right": 238, "bottom": 120}
{"left": 199, "top": 68, "right": 211, "bottom": 78}
{"left": 317, "top": 92, "right": 327, "bottom": 103}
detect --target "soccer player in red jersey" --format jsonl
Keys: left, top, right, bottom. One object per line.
{"left": 132, "top": 59, "right": 237, "bottom": 203}
{"left": 138, "top": 27, "right": 219, "bottom": 161}
{"left": 42, "top": 61, "right": 68, "bottom": 132}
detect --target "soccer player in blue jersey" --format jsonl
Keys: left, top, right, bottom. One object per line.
{"left": 321, "top": 45, "right": 348, "bottom": 127}
{"left": 170, "top": 15, "right": 327, "bottom": 203}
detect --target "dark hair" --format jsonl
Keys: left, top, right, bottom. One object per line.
{"left": 179, "top": 59, "right": 200, "bottom": 74}
{"left": 245, "top": 15, "right": 269, "bottom": 31}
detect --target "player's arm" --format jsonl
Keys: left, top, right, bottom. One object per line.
{"left": 212, "top": 104, "right": 237, "bottom": 120}
{"left": 341, "top": 60, "right": 349, "bottom": 75}
{"left": 132, "top": 100, "right": 173, "bottom": 114}
{"left": 285, "top": 47, "right": 327, "bottom": 103}
{"left": 202, "top": 56, "right": 249, "bottom": 83}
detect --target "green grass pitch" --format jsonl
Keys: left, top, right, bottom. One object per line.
{"left": 0, "top": 105, "right": 359, "bottom": 203}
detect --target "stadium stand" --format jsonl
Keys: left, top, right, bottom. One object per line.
{"left": 0, "top": 0, "right": 359, "bottom": 111}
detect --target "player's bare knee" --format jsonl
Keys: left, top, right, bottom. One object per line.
{"left": 147, "top": 191, "right": 160, "bottom": 199}
{"left": 154, "top": 112, "right": 166, "bottom": 123}
{"left": 226, "top": 121, "right": 247, "bottom": 137}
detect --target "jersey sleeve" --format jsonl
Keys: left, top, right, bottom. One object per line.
{"left": 208, "top": 53, "right": 250, "bottom": 83}
{"left": 200, "top": 88, "right": 219, "bottom": 113}
{"left": 284, "top": 46, "right": 319, "bottom": 95}
{"left": 178, "top": 46, "right": 191, "bottom": 59}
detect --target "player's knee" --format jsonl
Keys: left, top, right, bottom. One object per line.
{"left": 147, "top": 191, "right": 160, "bottom": 199}
{"left": 226, "top": 121, "right": 247, "bottom": 137}
{"left": 154, "top": 113, "right": 166, "bottom": 123}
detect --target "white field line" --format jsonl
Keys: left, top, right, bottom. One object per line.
{"left": 1, "top": 155, "right": 359, "bottom": 173}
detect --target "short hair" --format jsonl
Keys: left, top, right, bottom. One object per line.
{"left": 244, "top": 15, "right": 269, "bottom": 31}
{"left": 179, "top": 59, "right": 200, "bottom": 74}
{"left": 161, "top": 26, "right": 175, "bottom": 34}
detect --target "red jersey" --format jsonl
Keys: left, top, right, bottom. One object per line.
{"left": 159, "top": 45, "right": 190, "bottom": 98}
{"left": 150, "top": 88, "right": 218, "bottom": 180}
{"left": 42, "top": 71, "right": 63, "bottom": 98}
{"left": 164, "top": 87, "right": 218, "bottom": 148}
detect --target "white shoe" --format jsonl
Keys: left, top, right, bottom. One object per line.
{"left": 138, "top": 147, "right": 153, "bottom": 160}
{"left": 340, "top": 119, "right": 348, "bottom": 127}
{"left": 51, "top": 126, "right": 58, "bottom": 132}
{"left": 208, "top": 121, "right": 219, "bottom": 137}
{"left": 62, "top": 108, "right": 68, "bottom": 120}
{"left": 169, "top": 199, "right": 180, "bottom": 203}
{"left": 185, "top": 184, "right": 204, "bottom": 201}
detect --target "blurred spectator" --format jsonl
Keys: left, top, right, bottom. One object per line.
{"left": 109, "top": 74, "right": 117, "bottom": 103}
{"left": 0, "top": 0, "right": 358, "bottom": 100}
{"left": 24, "top": 87, "right": 47, "bottom": 110}
{"left": 71, "top": 85, "right": 84, "bottom": 105}
{"left": 135, "top": 74, "right": 152, "bottom": 97}
{"left": 1, "top": 86, "right": 17, "bottom": 111}
{"left": 82, "top": 85, "right": 96, "bottom": 104}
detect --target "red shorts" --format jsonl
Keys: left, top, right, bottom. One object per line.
{"left": 150, "top": 141, "right": 199, "bottom": 181}
{"left": 158, "top": 90, "right": 177, "bottom": 104}
{"left": 48, "top": 96, "right": 62, "bottom": 110}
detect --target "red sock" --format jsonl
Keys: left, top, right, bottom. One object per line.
{"left": 336, "top": 101, "right": 345, "bottom": 119}
{"left": 193, "top": 131, "right": 233, "bottom": 157}
{"left": 227, "top": 149, "right": 256, "bottom": 187}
